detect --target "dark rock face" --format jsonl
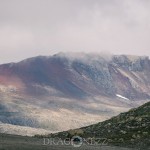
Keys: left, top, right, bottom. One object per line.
{"left": 72, "top": 58, "right": 115, "bottom": 96}
{"left": 0, "top": 54, "right": 150, "bottom": 100}
{"left": 112, "top": 55, "right": 150, "bottom": 71}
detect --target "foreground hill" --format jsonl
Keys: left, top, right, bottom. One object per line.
{"left": 50, "top": 101, "right": 150, "bottom": 149}
{"left": 0, "top": 53, "right": 150, "bottom": 133}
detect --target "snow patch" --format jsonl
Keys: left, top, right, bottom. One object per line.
{"left": 116, "top": 94, "right": 130, "bottom": 101}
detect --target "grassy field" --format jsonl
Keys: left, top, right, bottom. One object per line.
{"left": 0, "top": 133, "right": 134, "bottom": 150}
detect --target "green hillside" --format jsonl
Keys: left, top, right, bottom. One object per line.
{"left": 49, "top": 102, "right": 150, "bottom": 149}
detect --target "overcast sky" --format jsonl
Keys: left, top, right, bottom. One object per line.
{"left": 0, "top": 0, "right": 150, "bottom": 63}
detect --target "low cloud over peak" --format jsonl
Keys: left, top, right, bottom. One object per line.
{"left": 0, "top": 0, "right": 150, "bottom": 63}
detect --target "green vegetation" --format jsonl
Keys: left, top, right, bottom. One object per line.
{"left": 48, "top": 102, "right": 150, "bottom": 150}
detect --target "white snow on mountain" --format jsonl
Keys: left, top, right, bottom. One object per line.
{"left": 116, "top": 94, "right": 130, "bottom": 101}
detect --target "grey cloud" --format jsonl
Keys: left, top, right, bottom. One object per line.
{"left": 0, "top": 0, "right": 150, "bottom": 63}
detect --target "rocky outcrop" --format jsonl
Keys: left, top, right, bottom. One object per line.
{"left": 112, "top": 55, "right": 149, "bottom": 71}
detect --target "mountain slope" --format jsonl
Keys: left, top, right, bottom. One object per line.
{"left": 50, "top": 101, "right": 150, "bottom": 149}
{"left": 1, "top": 53, "right": 150, "bottom": 99}
{"left": 0, "top": 53, "right": 150, "bottom": 133}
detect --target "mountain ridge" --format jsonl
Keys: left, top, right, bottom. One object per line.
{"left": 0, "top": 53, "right": 150, "bottom": 133}
{"left": 1, "top": 53, "right": 150, "bottom": 99}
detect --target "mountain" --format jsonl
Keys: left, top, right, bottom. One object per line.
{"left": 0, "top": 53, "right": 150, "bottom": 134}
{"left": 49, "top": 101, "right": 150, "bottom": 150}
